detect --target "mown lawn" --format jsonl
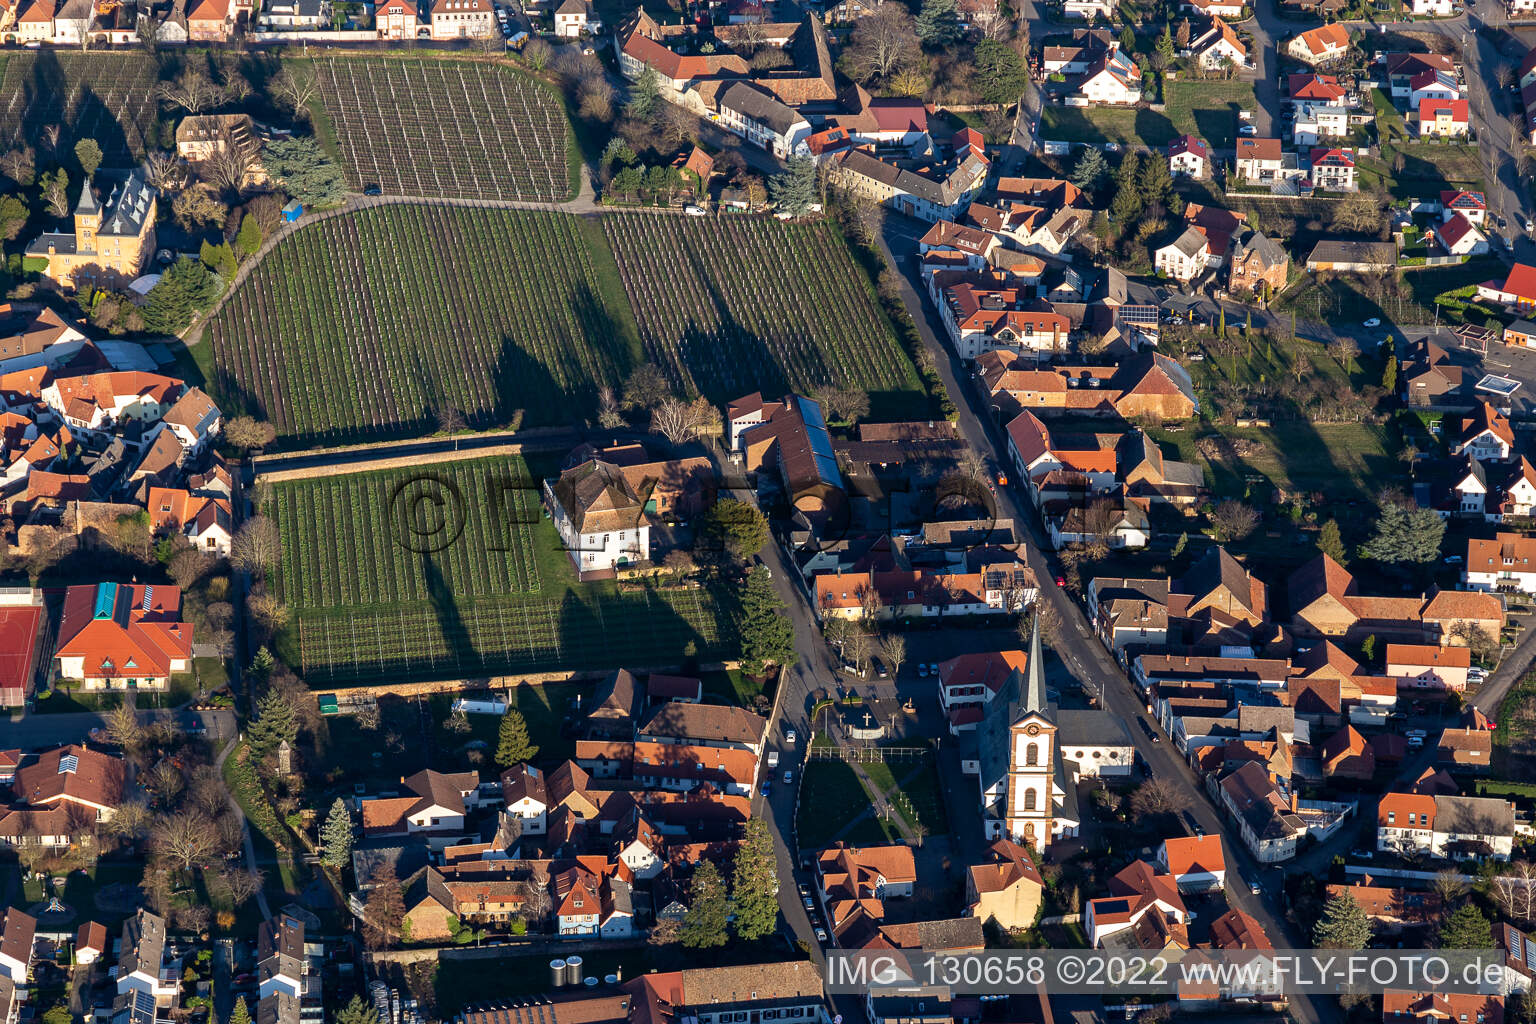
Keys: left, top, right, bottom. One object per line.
{"left": 862, "top": 753, "right": 949, "bottom": 836}
{"left": 795, "top": 759, "right": 895, "bottom": 850}
{"left": 1164, "top": 79, "right": 1257, "bottom": 150}
{"left": 1040, "top": 105, "right": 1176, "bottom": 147}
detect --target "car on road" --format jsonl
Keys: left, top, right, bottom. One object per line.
{"left": 873, "top": 657, "right": 889, "bottom": 678}
{"left": 1139, "top": 718, "right": 1160, "bottom": 742}
{"left": 786, "top": 729, "right": 796, "bottom": 744}
{"left": 917, "top": 663, "right": 929, "bottom": 677}
{"left": 1055, "top": 575, "right": 1066, "bottom": 586}
{"left": 815, "top": 927, "right": 828, "bottom": 943}
{"left": 799, "top": 884, "right": 809, "bottom": 896}
{"left": 1445, "top": 554, "right": 1464, "bottom": 564}
{"left": 1527, "top": 220, "right": 1535, "bottom": 234}
{"left": 760, "top": 782, "right": 771, "bottom": 796}
{"left": 1351, "top": 849, "right": 1374, "bottom": 860}
{"left": 928, "top": 663, "right": 939, "bottom": 675}
{"left": 782, "top": 770, "right": 793, "bottom": 784}
{"left": 1250, "top": 881, "right": 1262, "bottom": 894}
{"left": 803, "top": 896, "right": 815, "bottom": 910}
{"left": 1363, "top": 318, "right": 1381, "bottom": 328}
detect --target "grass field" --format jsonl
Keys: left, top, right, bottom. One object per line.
{"left": 862, "top": 752, "right": 948, "bottom": 835}
{"left": 1164, "top": 79, "right": 1257, "bottom": 150}
{"left": 1040, "top": 105, "right": 1176, "bottom": 148}
{"left": 795, "top": 759, "right": 893, "bottom": 849}
{"left": 1494, "top": 666, "right": 1536, "bottom": 781}
{"left": 303, "top": 55, "right": 575, "bottom": 202}
{"left": 205, "top": 205, "right": 640, "bottom": 444}
{"left": 602, "top": 213, "right": 928, "bottom": 417}
{"left": 1276, "top": 257, "right": 1505, "bottom": 325}
{"left": 264, "top": 453, "right": 739, "bottom": 685}
{"left": 0, "top": 52, "right": 162, "bottom": 164}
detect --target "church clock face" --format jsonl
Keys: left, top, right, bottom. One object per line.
{"left": 1025, "top": 724, "right": 1041, "bottom": 736}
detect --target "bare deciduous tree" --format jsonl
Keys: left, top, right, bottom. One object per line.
{"left": 1210, "top": 499, "right": 1260, "bottom": 542}
{"left": 158, "top": 66, "right": 225, "bottom": 114}
{"left": 273, "top": 68, "right": 318, "bottom": 115}
{"left": 879, "top": 633, "right": 906, "bottom": 678}
{"left": 231, "top": 516, "right": 282, "bottom": 576}
{"left": 1494, "top": 862, "right": 1536, "bottom": 925}
{"left": 1129, "top": 778, "right": 1189, "bottom": 818}
{"left": 650, "top": 396, "right": 720, "bottom": 445}
{"left": 219, "top": 867, "right": 264, "bottom": 907}
{"left": 842, "top": 4, "right": 922, "bottom": 83}
{"left": 199, "top": 126, "right": 259, "bottom": 193}
{"left": 143, "top": 150, "right": 186, "bottom": 193}
{"left": 153, "top": 811, "right": 215, "bottom": 871}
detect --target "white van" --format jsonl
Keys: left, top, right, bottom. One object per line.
{"left": 767, "top": 750, "right": 780, "bottom": 768}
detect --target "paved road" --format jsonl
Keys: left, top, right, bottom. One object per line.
{"left": 0, "top": 707, "right": 234, "bottom": 748}
{"left": 878, "top": 209, "right": 1335, "bottom": 1024}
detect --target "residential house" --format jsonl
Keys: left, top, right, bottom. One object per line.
{"left": 75, "top": 921, "right": 107, "bottom": 965}
{"left": 1182, "top": 0, "right": 1243, "bottom": 14}
{"left": 1084, "top": 860, "right": 1188, "bottom": 949}
{"left": 1382, "top": 993, "right": 1503, "bottom": 1024}
{"left": 1155, "top": 227, "right": 1210, "bottom": 283}
{"left": 25, "top": 170, "right": 156, "bottom": 292}
{"left": 817, "top": 842, "right": 916, "bottom": 932}
{"left": 1040, "top": 29, "right": 1116, "bottom": 74}
{"left": 1234, "top": 138, "right": 1288, "bottom": 184}
{"left": 256, "top": 0, "right": 329, "bottom": 27}
{"left": 1478, "top": 264, "right": 1536, "bottom": 311}
{"left": 1438, "top": 725, "right": 1493, "bottom": 773}
{"left": 1168, "top": 135, "right": 1210, "bottom": 179}
{"left": 1407, "top": 68, "right": 1460, "bottom": 108}
{"left": 53, "top": 582, "right": 191, "bottom": 691}
{"left": 0, "top": 911, "right": 32, "bottom": 986}
{"left": 1326, "top": 881, "right": 1438, "bottom": 931}
{"left": 1073, "top": 49, "right": 1142, "bottom": 105}
{"left": 1305, "top": 239, "right": 1396, "bottom": 271}
{"left": 359, "top": 769, "right": 486, "bottom": 840}
{"left": 429, "top": 0, "right": 494, "bottom": 37}
{"left": 933, "top": 275, "right": 1069, "bottom": 360}
{"left": 1434, "top": 212, "right": 1488, "bottom": 256}
{"left": 1227, "top": 230, "right": 1290, "bottom": 296}
{"left": 1156, "top": 835, "right": 1226, "bottom": 893}
{"left": 256, "top": 914, "right": 305, "bottom": 1002}
{"left": 1377, "top": 791, "right": 1515, "bottom": 860}
{"left": 1383, "top": 51, "right": 1456, "bottom": 97}
{"left": 1288, "top": 72, "right": 1346, "bottom": 104}
{"left": 1387, "top": 643, "right": 1471, "bottom": 692}
{"left": 1443, "top": 189, "right": 1488, "bottom": 225}
{"left": 1419, "top": 97, "right": 1471, "bottom": 137}
{"left": 148, "top": 487, "right": 234, "bottom": 556}
{"left": 1191, "top": 17, "right": 1247, "bottom": 70}
{"left": 543, "top": 458, "right": 650, "bottom": 578}
{"left": 1454, "top": 402, "right": 1515, "bottom": 460}
{"left": 830, "top": 147, "right": 990, "bottom": 224}
{"left": 1422, "top": 589, "right": 1505, "bottom": 646}
{"left": 0, "top": 305, "right": 85, "bottom": 367}
{"left": 1292, "top": 103, "right": 1349, "bottom": 146}
{"left": 1286, "top": 24, "right": 1350, "bottom": 65}
{"left": 374, "top": 0, "right": 419, "bottom": 37}
{"left": 715, "top": 82, "right": 811, "bottom": 158}
{"left": 1219, "top": 761, "right": 1306, "bottom": 862}
{"left": 1308, "top": 148, "right": 1357, "bottom": 191}
{"left": 118, "top": 910, "right": 176, "bottom": 1007}
{"left": 554, "top": 0, "right": 591, "bottom": 35}
{"left": 175, "top": 114, "right": 268, "bottom": 189}
{"left": 1465, "top": 533, "right": 1536, "bottom": 592}
{"left": 1005, "top": 411, "right": 1118, "bottom": 495}
{"left": 965, "top": 838, "right": 1043, "bottom": 931}
{"left": 1411, "top": 0, "right": 1453, "bottom": 13}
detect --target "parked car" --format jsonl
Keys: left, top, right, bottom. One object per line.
{"left": 917, "top": 663, "right": 929, "bottom": 677}
{"left": 815, "top": 927, "right": 828, "bottom": 942}
{"left": 363, "top": 184, "right": 383, "bottom": 196}
{"left": 1138, "top": 718, "right": 1160, "bottom": 743}
{"left": 760, "top": 782, "right": 771, "bottom": 796}
{"left": 786, "top": 729, "right": 797, "bottom": 745}
{"left": 782, "top": 770, "right": 793, "bottom": 784}
{"left": 1362, "top": 317, "right": 1381, "bottom": 327}
{"left": 803, "top": 896, "right": 815, "bottom": 910}
{"left": 1238, "top": 124, "right": 1257, "bottom": 136}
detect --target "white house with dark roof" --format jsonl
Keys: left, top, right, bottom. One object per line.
{"left": 1154, "top": 227, "right": 1210, "bottom": 282}
{"left": 715, "top": 82, "right": 811, "bottom": 158}
{"left": 1072, "top": 49, "right": 1142, "bottom": 105}
{"left": 1168, "top": 135, "right": 1209, "bottom": 179}
{"left": 543, "top": 458, "right": 650, "bottom": 577}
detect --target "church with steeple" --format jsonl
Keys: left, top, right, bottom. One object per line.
{"left": 26, "top": 169, "right": 157, "bottom": 292}
{"left": 968, "top": 617, "right": 1134, "bottom": 850}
